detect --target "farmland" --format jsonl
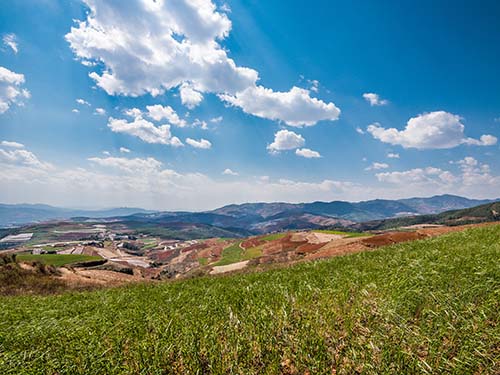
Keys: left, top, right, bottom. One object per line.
{"left": 1, "top": 225, "right": 498, "bottom": 374}
{"left": 16, "top": 253, "right": 102, "bottom": 267}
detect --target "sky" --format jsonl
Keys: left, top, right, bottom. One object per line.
{"left": 0, "top": 0, "right": 499, "bottom": 210}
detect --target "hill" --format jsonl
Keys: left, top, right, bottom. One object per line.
{"left": 1, "top": 225, "right": 499, "bottom": 374}
{"left": 354, "top": 201, "right": 500, "bottom": 231}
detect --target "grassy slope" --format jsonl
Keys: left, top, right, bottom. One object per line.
{"left": 1, "top": 225, "right": 499, "bottom": 374}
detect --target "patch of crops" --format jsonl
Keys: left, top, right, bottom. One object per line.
{"left": 314, "top": 229, "right": 369, "bottom": 237}
{"left": 1, "top": 225, "right": 499, "bottom": 374}
{"left": 16, "top": 254, "right": 102, "bottom": 267}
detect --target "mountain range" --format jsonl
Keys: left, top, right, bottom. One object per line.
{"left": 1, "top": 195, "right": 495, "bottom": 229}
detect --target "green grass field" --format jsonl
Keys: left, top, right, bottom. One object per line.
{"left": 16, "top": 253, "right": 102, "bottom": 267}
{"left": 1, "top": 225, "right": 499, "bottom": 374}
{"left": 314, "top": 229, "right": 369, "bottom": 238}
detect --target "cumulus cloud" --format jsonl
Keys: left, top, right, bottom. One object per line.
{"left": 186, "top": 138, "right": 212, "bottom": 149}
{"left": 94, "top": 107, "right": 106, "bottom": 115}
{"left": 108, "top": 115, "right": 183, "bottom": 146}
{"left": 365, "top": 162, "right": 389, "bottom": 171}
{"left": 387, "top": 153, "right": 399, "bottom": 159}
{"left": 0, "top": 66, "right": 30, "bottom": 114}
{"left": 222, "top": 168, "right": 238, "bottom": 176}
{"left": 3, "top": 34, "right": 18, "bottom": 54}
{"left": 146, "top": 104, "right": 187, "bottom": 127}
{"left": 295, "top": 148, "right": 321, "bottom": 158}
{"left": 119, "top": 147, "right": 130, "bottom": 153}
{"left": 72, "top": 108, "right": 80, "bottom": 113}
{"left": 375, "top": 156, "right": 500, "bottom": 197}
{"left": 363, "top": 92, "right": 388, "bottom": 106}
{"left": 267, "top": 129, "right": 305, "bottom": 153}
{"left": 65, "top": 0, "right": 340, "bottom": 126}
{"left": 1, "top": 140, "right": 24, "bottom": 148}
{"left": 179, "top": 83, "right": 204, "bottom": 109}
{"left": 220, "top": 86, "right": 340, "bottom": 126}
{"left": 355, "top": 127, "right": 365, "bottom": 135}
{"left": 367, "top": 111, "right": 497, "bottom": 149}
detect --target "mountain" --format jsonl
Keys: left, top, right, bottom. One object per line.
{"left": 398, "top": 194, "right": 494, "bottom": 214}
{"left": 0, "top": 204, "right": 155, "bottom": 227}
{"left": 211, "top": 194, "right": 495, "bottom": 222}
{"left": 1, "top": 195, "right": 496, "bottom": 231}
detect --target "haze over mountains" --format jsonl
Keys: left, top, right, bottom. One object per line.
{"left": 1, "top": 195, "right": 496, "bottom": 230}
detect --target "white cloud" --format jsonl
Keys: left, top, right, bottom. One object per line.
{"left": 462, "top": 134, "right": 497, "bottom": 146}
{"left": 295, "top": 148, "right": 321, "bottom": 158}
{"left": 3, "top": 34, "right": 18, "bottom": 54}
{"left": 210, "top": 116, "right": 223, "bottom": 123}
{"left": 308, "top": 79, "right": 319, "bottom": 93}
{"left": 192, "top": 118, "right": 208, "bottom": 129}
{"left": 94, "top": 107, "right": 106, "bottom": 115}
{"left": 267, "top": 129, "right": 305, "bottom": 153}
{"left": 179, "top": 83, "right": 204, "bottom": 109}
{"left": 220, "top": 86, "right": 340, "bottom": 126}
{"left": 146, "top": 104, "right": 187, "bottom": 127}
{"left": 355, "top": 127, "right": 365, "bottom": 135}
{"left": 363, "top": 92, "right": 388, "bottom": 106}
{"left": 387, "top": 153, "right": 400, "bottom": 159}
{"left": 2, "top": 151, "right": 499, "bottom": 210}
{"left": 88, "top": 156, "right": 162, "bottom": 174}
{"left": 72, "top": 108, "right": 80, "bottom": 113}
{"left": 375, "top": 156, "right": 500, "bottom": 197}
{"left": 108, "top": 115, "right": 183, "bottom": 146}
{"left": 124, "top": 108, "right": 142, "bottom": 118}
{"left": 222, "top": 168, "right": 238, "bottom": 176}
{"left": 119, "top": 147, "right": 130, "bottom": 153}
{"left": 0, "top": 147, "right": 52, "bottom": 170}
{"left": 0, "top": 66, "right": 30, "bottom": 114}
{"left": 365, "top": 162, "right": 389, "bottom": 171}
{"left": 76, "top": 98, "right": 90, "bottom": 106}
{"left": 1, "top": 141, "right": 24, "bottom": 148}
{"left": 186, "top": 138, "right": 212, "bottom": 149}
{"left": 102, "top": 151, "right": 110, "bottom": 156}
{"left": 376, "top": 167, "right": 454, "bottom": 185}
{"left": 367, "top": 111, "right": 497, "bottom": 149}
{"left": 65, "top": 0, "right": 340, "bottom": 126}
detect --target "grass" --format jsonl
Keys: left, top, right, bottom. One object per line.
{"left": 1, "top": 225, "right": 499, "bottom": 374}
{"left": 214, "top": 241, "right": 244, "bottom": 266}
{"left": 215, "top": 241, "right": 264, "bottom": 266}
{"left": 314, "top": 229, "right": 369, "bottom": 238}
{"left": 16, "top": 253, "right": 102, "bottom": 267}
{"left": 259, "top": 233, "right": 287, "bottom": 241}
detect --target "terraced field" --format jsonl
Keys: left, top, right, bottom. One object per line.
{"left": 1, "top": 225, "right": 499, "bottom": 374}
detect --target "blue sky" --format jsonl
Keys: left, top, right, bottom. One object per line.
{"left": 0, "top": 0, "right": 499, "bottom": 210}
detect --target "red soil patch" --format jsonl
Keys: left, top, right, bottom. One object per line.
{"left": 295, "top": 242, "right": 325, "bottom": 254}
{"left": 181, "top": 242, "right": 208, "bottom": 253}
{"left": 361, "top": 231, "right": 427, "bottom": 247}
{"left": 241, "top": 238, "right": 265, "bottom": 249}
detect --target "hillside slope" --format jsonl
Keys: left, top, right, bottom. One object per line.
{"left": 1, "top": 225, "right": 499, "bottom": 374}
